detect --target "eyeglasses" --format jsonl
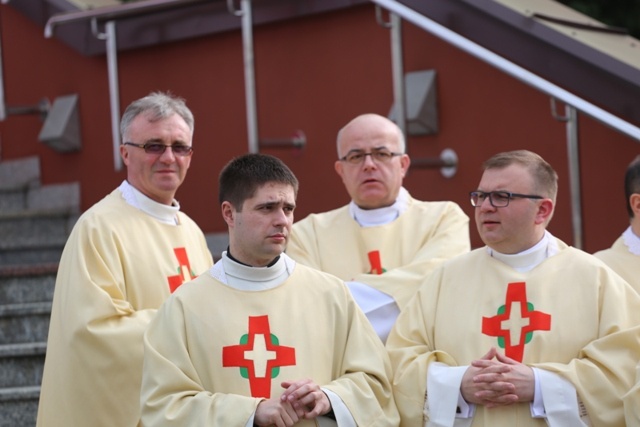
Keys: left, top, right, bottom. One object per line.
{"left": 123, "top": 142, "right": 193, "bottom": 156}
{"left": 339, "top": 149, "right": 402, "bottom": 164}
{"left": 469, "top": 191, "right": 543, "bottom": 208}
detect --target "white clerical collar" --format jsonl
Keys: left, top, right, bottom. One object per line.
{"left": 349, "top": 187, "right": 409, "bottom": 227}
{"left": 118, "top": 180, "right": 180, "bottom": 225}
{"left": 210, "top": 251, "right": 294, "bottom": 291}
{"left": 622, "top": 226, "right": 640, "bottom": 255}
{"left": 487, "top": 230, "right": 558, "bottom": 272}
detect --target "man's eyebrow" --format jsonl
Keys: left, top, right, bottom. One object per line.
{"left": 142, "top": 138, "right": 189, "bottom": 145}
{"left": 346, "top": 146, "right": 388, "bottom": 153}
{"left": 256, "top": 201, "right": 296, "bottom": 209}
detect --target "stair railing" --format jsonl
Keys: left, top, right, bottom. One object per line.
{"left": 44, "top": 0, "right": 213, "bottom": 171}
{"left": 371, "top": 0, "right": 640, "bottom": 249}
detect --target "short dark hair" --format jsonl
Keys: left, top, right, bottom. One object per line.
{"left": 483, "top": 150, "right": 558, "bottom": 202}
{"left": 625, "top": 155, "right": 640, "bottom": 218}
{"left": 219, "top": 153, "right": 299, "bottom": 211}
{"left": 120, "top": 91, "right": 194, "bottom": 140}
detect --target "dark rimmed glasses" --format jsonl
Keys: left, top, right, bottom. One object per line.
{"left": 339, "top": 149, "right": 402, "bottom": 164}
{"left": 470, "top": 190, "right": 543, "bottom": 208}
{"left": 123, "top": 142, "right": 193, "bottom": 156}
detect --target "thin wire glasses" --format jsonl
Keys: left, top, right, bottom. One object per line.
{"left": 123, "top": 142, "right": 193, "bottom": 156}
{"left": 470, "top": 191, "right": 543, "bottom": 208}
{"left": 339, "top": 148, "right": 402, "bottom": 164}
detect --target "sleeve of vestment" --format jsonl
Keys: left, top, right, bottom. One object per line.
{"left": 530, "top": 268, "right": 640, "bottom": 427}
{"left": 141, "top": 294, "right": 261, "bottom": 426}
{"left": 385, "top": 268, "right": 457, "bottom": 427}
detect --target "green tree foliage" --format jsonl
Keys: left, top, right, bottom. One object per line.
{"left": 558, "top": 0, "right": 640, "bottom": 38}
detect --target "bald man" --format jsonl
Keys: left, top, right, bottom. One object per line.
{"left": 287, "top": 113, "right": 470, "bottom": 342}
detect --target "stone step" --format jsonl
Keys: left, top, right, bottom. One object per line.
{"left": 0, "top": 182, "right": 80, "bottom": 217}
{"left": 0, "top": 385, "right": 39, "bottom": 427}
{"left": 0, "top": 213, "right": 76, "bottom": 268}
{"left": 0, "top": 213, "right": 76, "bottom": 250}
{"left": 0, "top": 343, "right": 45, "bottom": 389}
{"left": 0, "top": 157, "right": 39, "bottom": 192}
{"left": 0, "top": 302, "right": 51, "bottom": 345}
{"left": 0, "top": 264, "right": 57, "bottom": 306}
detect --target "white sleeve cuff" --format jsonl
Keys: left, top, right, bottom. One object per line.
{"left": 427, "top": 362, "right": 475, "bottom": 425}
{"left": 535, "top": 368, "right": 589, "bottom": 426}
{"left": 322, "top": 388, "right": 356, "bottom": 427}
{"left": 530, "top": 367, "right": 545, "bottom": 417}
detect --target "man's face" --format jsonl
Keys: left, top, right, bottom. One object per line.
{"left": 120, "top": 112, "right": 193, "bottom": 205}
{"left": 334, "top": 117, "right": 409, "bottom": 209}
{"left": 225, "top": 182, "right": 296, "bottom": 267}
{"left": 474, "top": 164, "right": 545, "bottom": 254}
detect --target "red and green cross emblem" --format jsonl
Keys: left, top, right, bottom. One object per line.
{"left": 367, "top": 250, "right": 387, "bottom": 275}
{"left": 481, "top": 282, "right": 551, "bottom": 362}
{"left": 222, "top": 315, "right": 296, "bottom": 398}
{"left": 167, "top": 247, "right": 197, "bottom": 293}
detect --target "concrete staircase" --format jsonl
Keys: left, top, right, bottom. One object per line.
{"left": 0, "top": 156, "right": 79, "bottom": 427}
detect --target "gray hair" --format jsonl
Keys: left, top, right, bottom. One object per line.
{"left": 120, "top": 92, "right": 194, "bottom": 140}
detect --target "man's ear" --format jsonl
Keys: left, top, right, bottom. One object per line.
{"left": 400, "top": 154, "right": 410, "bottom": 178}
{"left": 334, "top": 160, "right": 344, "bottom": 179}
{"left": 221, "top": 201, "right": 235, "bottom": 227}
{"left": 120, "top": 144, "right": 130, "bottom": 167}
{"left": 630, "top": 193, "right": 640, "bottom": 218}
{"left": 535, "top": 198, "right": 555, "bottom": 225}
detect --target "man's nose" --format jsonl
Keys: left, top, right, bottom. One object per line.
{"left": 159, "top": 146, "right": 177, "bottom": 162}
{"left": 479, "top": 196, "right": 495, "bottom": 211}
{"left": 362, "top": 153, "right": 377, "bottom": 169}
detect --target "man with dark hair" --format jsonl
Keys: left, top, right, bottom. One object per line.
{"left": 37, "top": 92, "right": 213, "bottom": 427}
{"left": 594, "top": 155, "right": 640, "bottom": 293}
{"left": 387, "top": 150, "right": 640, "bottom": 427}
{"left": 141, "top": 153, "right": 399, "bottom": 426}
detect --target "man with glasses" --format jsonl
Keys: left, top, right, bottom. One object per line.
{"left": 387, "top": 150, "right": 640, "bottom": 426}
{"left": 287, "top": 113, "right": 469, "bottom": 342}
{"left": 37, "top": 92, "right": 213, "bottom": 427}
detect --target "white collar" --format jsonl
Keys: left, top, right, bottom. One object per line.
{"left": 348, "top": 187, "right": 409, "bottom": 227}
{"left": 622, "top": 226, "right": 640, "bottom": 255}
{"left": 487, "top": 230, "right": 558, "bottom": 272}
{"left": 209, "top": 251, "right": 295, "bottom": 291}
{"left": 118, "top": 180, "right": 180, "bottom": 225}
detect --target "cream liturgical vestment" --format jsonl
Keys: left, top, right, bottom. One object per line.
{"left": 593, "top": 227, "right": 640, "bottom": 293}
{"left": 141, "top": 253, "right": 399, "bottom": 427}
{"left": 36, "top": 185, "right": 213, "bottom": 427}
{"left": 386, "top": 238, "right": 640, "bottom": 427}
{"left": 287, "top": 190, "right": 469, "bottom": 341}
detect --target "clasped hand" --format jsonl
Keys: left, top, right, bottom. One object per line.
{"left": 254, "top": 379, "right": 332, "bottom": 427}
{"left": 460, "top": 347, "right": 535, "bottom": 408}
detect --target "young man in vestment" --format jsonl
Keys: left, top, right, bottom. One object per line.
{"left": 286, "top": 113, "right": 470, "bottom": 342}
{"left": 593, "top": 154, "right": 640, "bottom": 293}
{"left": 140, "top": 153, "right": 399, "bottom": 427}
{"left": 36, "top": 92, "right": 213, "bottom": 427}
{"left": 386, "top": 150, "right": 640, "bottom": 427}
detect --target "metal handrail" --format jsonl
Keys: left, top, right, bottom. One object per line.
{"left": 370, "top": 0, "right": 640, "bottom": 142}
{"left": 45, "top": 0, "right": 211, "bottom": 38}
{"left": 44, "top": 0, "right": 214, "bottom": 170}
{"left": 0, "top": 14, "right": 5, "bottom": 121}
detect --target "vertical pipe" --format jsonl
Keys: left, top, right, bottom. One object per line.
{"left": 565, "top": 105, "right": 583, "bottom": 249}
{"left": 106, "top": 21, "right": 122, "bottom": 171}
{"left": 241, "top": 0, "right": 258, "bottom": 153}
{"left": 0, "top": 18, "right": 6, "bottom": 122}
{"left": 390, "top": 13, "right": 406, "bottom": 141}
